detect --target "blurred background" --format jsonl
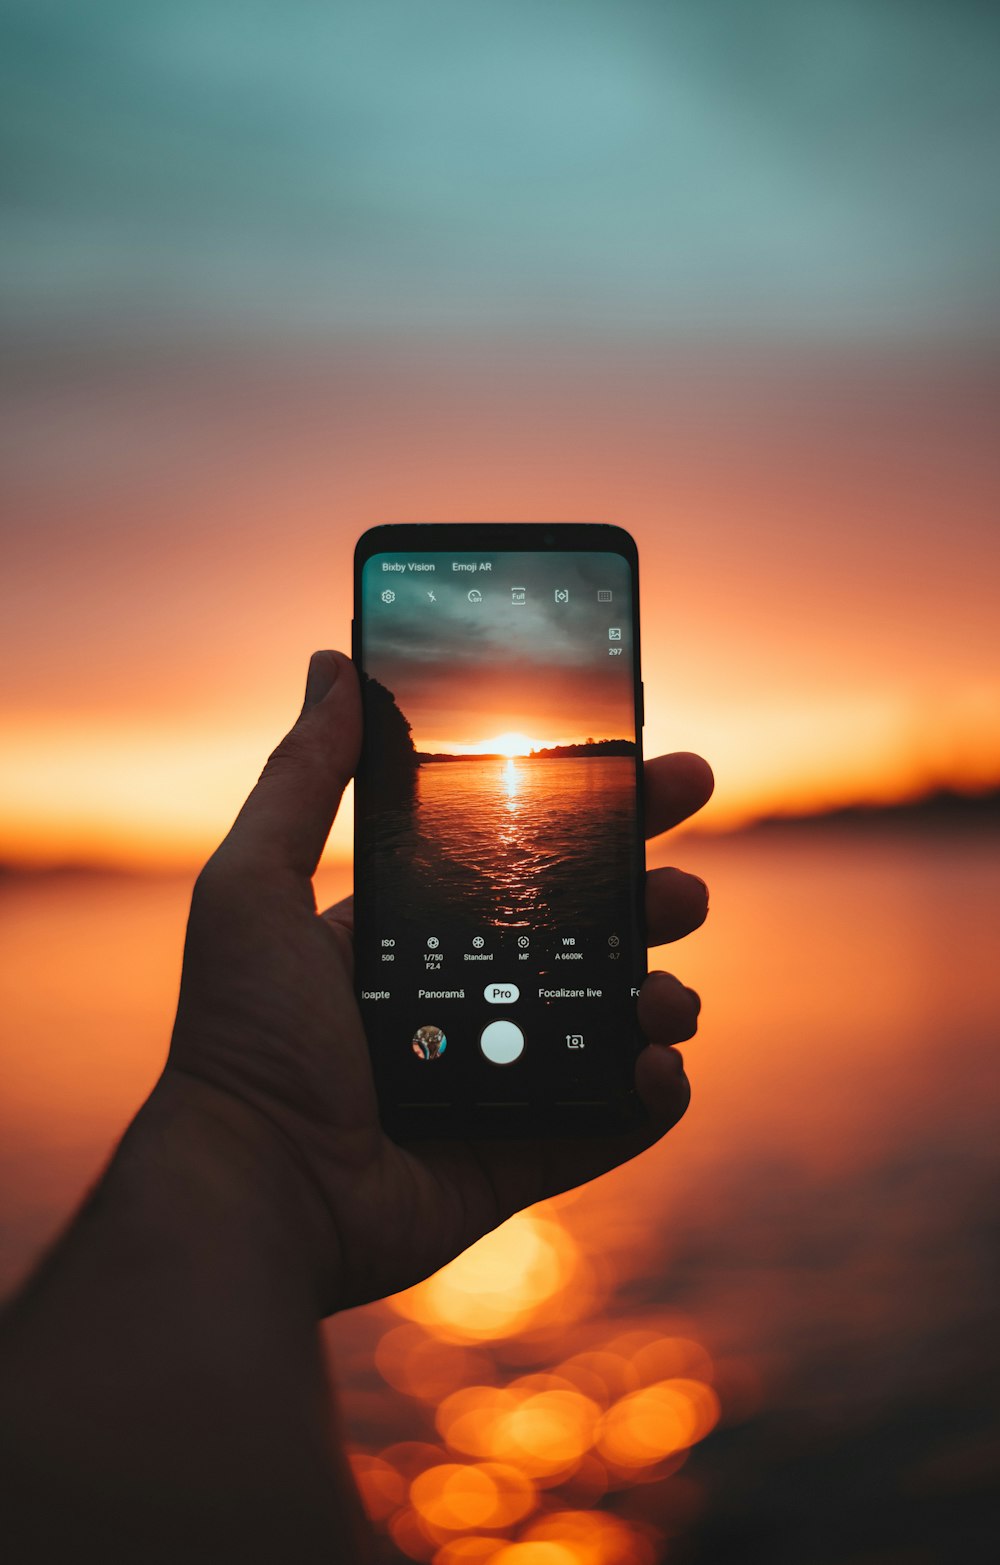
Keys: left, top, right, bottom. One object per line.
{"left": 2, "top": 2, "right": 998, "bottom": 1561}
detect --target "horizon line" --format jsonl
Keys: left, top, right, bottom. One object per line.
{"left": 4, "top": 781, "right": 998, "bottom": 881}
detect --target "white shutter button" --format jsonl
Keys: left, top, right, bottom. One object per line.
{"left": 479, "top": 1019, "right": 525, "bottom": 1064}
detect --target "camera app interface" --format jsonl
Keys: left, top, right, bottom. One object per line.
{"left": 357, "top": 550, "right": 643, "bottom": 1110}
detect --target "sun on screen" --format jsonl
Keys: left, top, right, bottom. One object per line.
{"left": 474, "top": 731, "right": 542, "bottom": 757}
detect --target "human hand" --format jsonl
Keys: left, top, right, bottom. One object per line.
{"left": 167, "top": 651, "right": 712, "bottom": 1314}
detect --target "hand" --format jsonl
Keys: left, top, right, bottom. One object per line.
{"left": 167, "top": 651, "right": 713, "bottom": 1314}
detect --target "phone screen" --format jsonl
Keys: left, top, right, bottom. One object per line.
{"left": 354, "top": 530, "right": 645, "bottom": 1135}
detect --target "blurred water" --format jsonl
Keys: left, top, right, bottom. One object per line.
{"left": 1, "top": 827, "right": 998, "bottom": 1561}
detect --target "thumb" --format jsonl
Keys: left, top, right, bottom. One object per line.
{"left": 224, "top": 650, "right": 361, "bottom": 880}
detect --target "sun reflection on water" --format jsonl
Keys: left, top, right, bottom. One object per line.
{"left": 502, "top": 757, "right": 522, "bottom": 807}
{"left": 350, "top": 1204, "right": 720, "bottom": 1560}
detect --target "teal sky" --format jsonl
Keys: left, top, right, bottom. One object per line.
{"left": 2, "top": 0, "right": 998, "bottom": 341}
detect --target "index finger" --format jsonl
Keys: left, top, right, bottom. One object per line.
{"left": 644, "top": 753, "right": 714, "bottom": 839}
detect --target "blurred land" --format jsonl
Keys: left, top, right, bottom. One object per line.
{"left": 3, "top": 781, "right": 998, "bottom": 883}
{"left": 737, "top": 783, "right": 1000, "bottom": 834}
{"left": 416, "top": 741, "right": 637, "bottom": 762}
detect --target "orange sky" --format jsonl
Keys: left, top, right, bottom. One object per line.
{"left": 2, "top": 342, "right": 999, "bottom": 870}
{"left": 386, "top": 664, "right": 635, "bottom": 756}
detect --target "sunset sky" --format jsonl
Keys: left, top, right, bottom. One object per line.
{"left": 2, "top": 1, "right": 998, "bottom": 869}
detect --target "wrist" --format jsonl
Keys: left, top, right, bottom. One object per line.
{"left": 1, "top": 1073, "right": 369, "bottom": 1565}
{"left": 110, "top": 1068, "right": 343, "bottom": 1317}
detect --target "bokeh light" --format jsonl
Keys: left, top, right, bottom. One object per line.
{"left": 433, "top": 1540, "right": 505, "bottom": 1565}
{"left": 596, "top": 1379, "right": 720, "bottom": 1470}
{"left": 487, "top": 1544, "right": 578, "bottom": 1565}
{"left": 518, "top": 1510, "right": 657, "bottom": 1565}
{"left": 353, "top": 1200, "right": 724, "bottom": 1556}
{"left": 390, "top": 1210, "right": 592, "bottom": 1343}
{"left": 410, "top": 1462, "right": 536, "bottom": 1534}
{"left": 436, "top": 1379, "right": 601, "bottom": 1481}
{"left": 346, "top": 1453, "right": 406, "bottom": 1523}
{"left": 376, "top": 1324, "right": 497, "bottom": 1402}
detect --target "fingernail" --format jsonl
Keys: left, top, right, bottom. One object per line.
{"left": 304, "top": 651, "right": 340, "bottom": 708}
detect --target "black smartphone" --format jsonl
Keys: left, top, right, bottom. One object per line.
{"left": 352, "top": 523, "right": 646, "bottom": 1139}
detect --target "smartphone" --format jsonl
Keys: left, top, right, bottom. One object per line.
{"left": 352, "top": 523, "right": 646, "bottom": 1139}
